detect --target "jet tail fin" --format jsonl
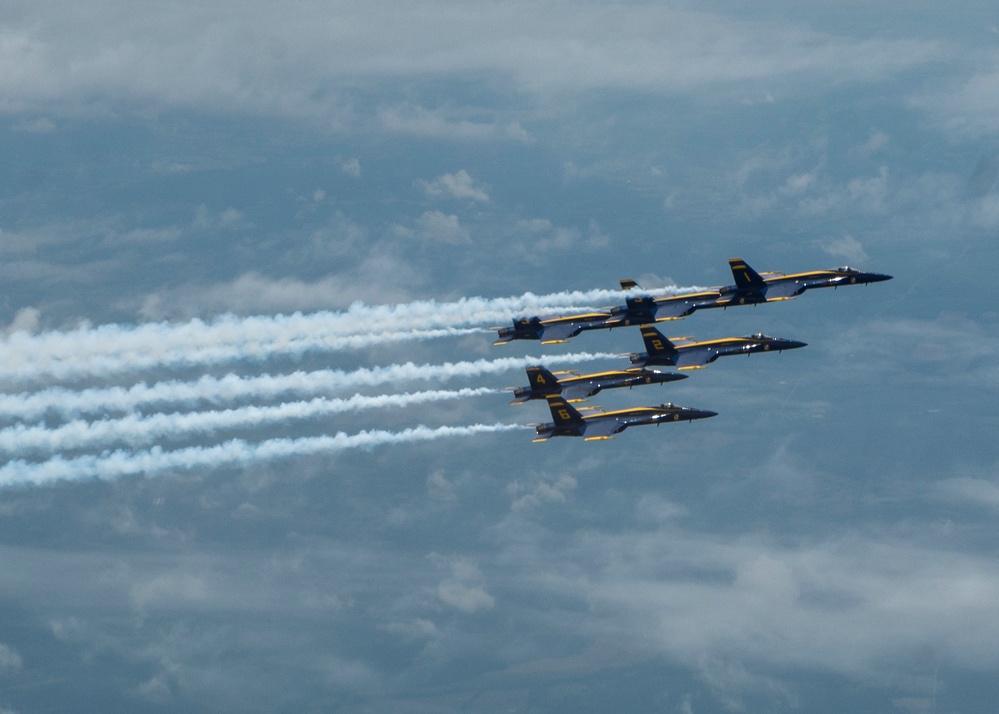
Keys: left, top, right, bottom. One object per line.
{"left": 620, "top": 279, "right": 640, "bottom": 290}
{"left": 545, "top": 395, "right": 585, "bottom": 428}
{"left": 526, "top": 365, "right": 560, "bottom": 395}
{"left": 640, "top": 325, "right": 678, "bottom": 359}
{"left": 729, "top": 258, "right": 766, "bottom": 290}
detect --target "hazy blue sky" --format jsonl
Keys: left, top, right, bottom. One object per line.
{"left": 1, "top": 2, "right": 998, "bottom": 712}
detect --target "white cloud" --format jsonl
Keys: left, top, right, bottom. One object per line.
{"left": 427, "top": 470, "right": 458, "bottom": 503}
{"left": 417, "top": 170, "right": 490, "bottom": 202}
{"left": 433, "top": 556, "right": 495, "bottom": 613}
{"left": 378, "top": 103, "right": 530, "bottom": 142}
{"left": 12, "top": 116, "right": 55, "bottom": 133}
{"left": 138, "top": 252, "right": 422, "bottom": 319}
{"left": 338, "top": 157, "right": 361, "bottom": 176}
{"left": 546, "top": 527, "right": 999, "bottom": 686}
{"left": 0, "top": 1, "right": 941, "bottom": 124}
{"left": 193, "top": 205, "right": 248, "bottom": 231}
{"left": 855, "top": 129, "right": 889, "bottom": 157}
{"left": 3, "top": 306, "right": 40, "bottom": 336}
{"left": 936, "top": 476, "right": 999, "bottom": 509}
{"left": 0, "top": 643, "right": 22, "bottom": 671}
{"left": 819, "top": 234, "right": 869, "bottom": 265}
{"left": 509, "top": 218, "right": 609, "bottom": 262}
{"left": 913, "top": 54, "right": 999, "bottom": 138}
{"left": 399, "top": 210, "right": 471, "bottom": 245}
{"left": 507, "top": 473, "right": 577, "bottom": 510}
{"left": 634, "top": 493, "right": 687, "bottom": 524}
{"left": 131, "top": 572, "right": 210, "bottom": 612}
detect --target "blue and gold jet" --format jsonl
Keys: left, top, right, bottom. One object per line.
{"left": 628, "top": 325, "right": 807, "bottom": 369}
{"left": 634, "top": 258, "right": 894, "bottom": 320}
{"left": 493, "top": 280, "right": 704, "bottom": 344}
{"left": 532, "top": 394, "right": 717, "bottom": 441}
{"left": 508, "top": 364, "right": 687, "bottom": 404}
{"left": 493, "top": 312, "right": 613, "bottom": 345}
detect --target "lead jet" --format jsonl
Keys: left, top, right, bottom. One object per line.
{"left": 508, "top": 364, "right": 687, "bottom": 404}
{"left": 532, "top": 394, "right": 717, "bottom": 441}
{"left": 710, "top": 258, "right": 894, "bottom": 307}
{"left": 628, "top": 325, "right": 807, "bottom": 369}
{"left": 622, "top": 259, "right": 893, "bottom": 321}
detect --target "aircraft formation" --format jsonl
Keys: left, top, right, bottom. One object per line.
{"left": 496, "top": 257, "right": 892, "bottom": 441}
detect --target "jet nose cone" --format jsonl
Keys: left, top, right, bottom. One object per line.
{"left": 866, "top": 272, "right": 893, "bottom": 283}
{"left": 683, "top": 408, "right": 717, "bottom": 420}
{"left": 785, "top": 340, "right": 808, "bottom": 350}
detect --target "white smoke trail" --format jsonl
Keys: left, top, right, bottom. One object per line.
{"left": 0, "top": 352, "right": 619, "bottom": 420}
{"left": 0, "top": 325, "right": 484, "bottom": 384}
{"left": 0, "top": 387, "right": 500, "bottom": 455}
{"left": 0, "top": 285, "right": 702, "bottom": 383}
{"left": 0, "top": 423, "right": 525, "bottom": 488}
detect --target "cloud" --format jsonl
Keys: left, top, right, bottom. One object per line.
{"left": 536, "top": 526, "right": 999, "bottom": 688}
{"left": 2, "top": 307, "right": 40, "bottom": 336}
{"left": 509, "top": 218, "right": 610, "bottom": 262}
{"left": 131, "top": 573, "right": 210, "bottom": 612}
{"left": 935, "top": 476, "right": 999, "bottom": 509}
{"left": 139, "top": 255, "right": 421, "bottom": 320}
{"left": 12, "top": 116, "right": 55, "bottom": 133}
{"left": 507, "top": 472, "right": 577, "bottom": 510}
{"left": 397, "top": 210, "right": 472, "bottom": 245}
{"left": 416, "top": 170, "right": 490, "bottom": 202}
{"left": 433, "top": 556, "right": 495, "bottom": 613}
{"left": 0, "top": 1, "right": 941, "bottom": 123}
{"left": 338, "top": 156, "right": 361, "bottom": 176}
{"left": 0, "top": 643, "right": 22, "bottom": 671}
{"left": 913, "top": 53, "right": 999, "bottom": 138}
{"left": 378, "top": 103, "right": 531, "bottom": 142}
{"left": 819, "top": 234, "right": 869, "bottom": 265}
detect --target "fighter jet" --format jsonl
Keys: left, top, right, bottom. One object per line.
{"left": 628, "top": 325, "right": 807, "bottom": 369}
{"left": 532, "top": 394, "right": 717, "bottom": 441}
{"left": 707, "top": 258, "right": 894, "bottom": 308}
{"left": 621, "top": 259, "right": 893, "bottom": 320}
{"left": 493, "top": 283, "right": 714, "bottom": 345}
{"left": 508, "top": 364, "right": 687, "bottom": 404}
{"left": 493, "top": 312, "right": 612, "bottom": 345}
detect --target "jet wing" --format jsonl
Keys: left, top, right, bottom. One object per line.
{"left": 581, "top": 418, "right": 625, "bottom": 440}
{"left": 649, "top": 298, "right": 702, "bottom": 319}
{"left": 538, "top": 320, "right": 594, "bottom": 343}
{"left": 762, "top": 280, "right": 807, "bottom": 300}
{"left": 560, "top": 384, "right": 598, "bottom": 401}
{"left": 674, "top": 347, "right": 715, "bottom": 369}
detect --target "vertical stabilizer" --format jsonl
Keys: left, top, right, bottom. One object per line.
{"left": 526, "top": 365, "right": 560, "bottom": 396}
{"left": 640, "top": 326, "right": 678, "bottom": 360}
{"left": 728, "top": 258, "right": 765, "bottom": 290}
{"left": 545, "top": 395, "right": 585, "bottom": 428}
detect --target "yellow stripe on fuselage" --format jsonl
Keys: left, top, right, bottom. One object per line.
{"left": 540, "top": 312, "right": 609, "bottom": 324}
{"left": 767, "top": 270, "right": 832, "bottom": 281}
{"left": 563, "top": 370, "right": 634, "bottom": 381}
{"left": 654, "top": 290, "right": 719, "bottom": 302}
{"left": 679, "top": 337, "right": 751, "bottom": 348}
{"left": 586, "top": 407, "right": 668, "bottom": 419}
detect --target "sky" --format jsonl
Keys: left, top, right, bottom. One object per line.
{"left": 1, "top": 1, "right": 998, "bottom": 711}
